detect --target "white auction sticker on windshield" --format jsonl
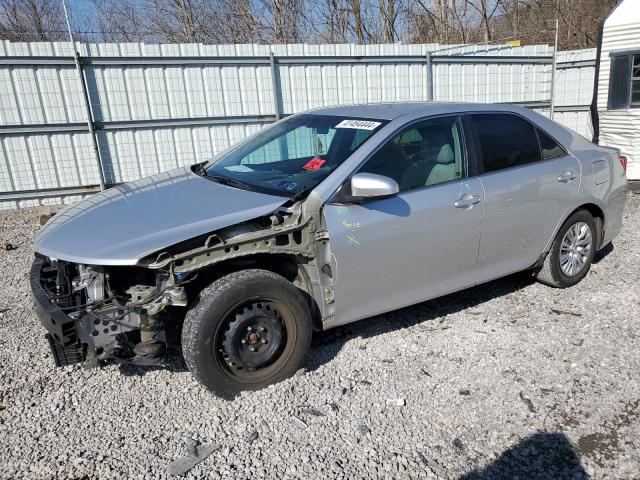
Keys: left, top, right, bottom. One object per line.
{"left": 335, "top": 119, "right": 381, "bottom": 130}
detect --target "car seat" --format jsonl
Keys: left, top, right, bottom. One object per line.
{"left": 362, "top": 141, "right": 411, "bottom": 185}
{"left": 400, "top": 131, "right": 457, "bottom": 189}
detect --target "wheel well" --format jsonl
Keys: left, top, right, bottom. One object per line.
{"left": 217, "top": 253, "right": 301, "bottom": 281}
{"left": 574, "top": 203, "right": 604, "bottom": 248}
{"left": 186, "top": 253, "right": 323, "bottom": 330}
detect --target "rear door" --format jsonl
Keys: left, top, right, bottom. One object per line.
{"left": 469, "top": 113, "right": 581, "bottom": 282}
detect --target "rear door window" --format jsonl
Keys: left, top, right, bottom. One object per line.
{"left": 470, "top": 114, "right": 542, "bottom": 173}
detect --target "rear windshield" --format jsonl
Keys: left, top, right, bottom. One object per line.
{"left": 204, "top": 114, "right": 388, "bottom": 196}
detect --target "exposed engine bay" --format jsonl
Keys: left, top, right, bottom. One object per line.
{"left": 32, "top": 200, "right": 335, "bottom": 367}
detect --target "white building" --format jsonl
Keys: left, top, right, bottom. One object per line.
{"left": 594, "top": 0, "right": 640, "bottom": 180}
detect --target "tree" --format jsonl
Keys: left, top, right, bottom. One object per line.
{"left": 347, "top": 0, "right": 367, "bottom": 43}
{"left": 0, "top": 0, "right": 620, "bottom": 50}
{"left": 466, "top": 0, "right": 501, "bottom": 42}
{"left": 96, "top": 0, "right": 154, "bottom": 42}
{"left": 0, "top": 0, "right": 67, "bottom": 41}
{"left": 495, "top": 0, "right": 619, "bottom": 50}
{"left": 317, "top": 0, "right": 351, "bottom": 43}
{"left": 379, "top": 0, "right": 397, "bottom": 42}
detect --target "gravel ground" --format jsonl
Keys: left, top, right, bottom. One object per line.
{"left": 1, "top": 194, "right": 639, "bottom": 480}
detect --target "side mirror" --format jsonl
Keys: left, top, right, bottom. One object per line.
{"left": 350, "top": 173, "right": 399, "bottom": 199}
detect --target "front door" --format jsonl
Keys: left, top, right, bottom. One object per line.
{"left": 324, "top": 115, "right": 483, "bottom": 326}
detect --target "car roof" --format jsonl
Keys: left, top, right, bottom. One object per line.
{"left": 310, "top": 101, "right": 533, "bottom": 121}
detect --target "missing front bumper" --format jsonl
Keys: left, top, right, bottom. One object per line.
{"left": 45, "top": 331, "right": 86, "bottom": 367}
{"left": 30, "top": 257, "right": 95, "bottom": 367}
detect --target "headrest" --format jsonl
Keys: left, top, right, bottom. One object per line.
{"left": 436, "top": 144, "right": 455, "bottom": 164}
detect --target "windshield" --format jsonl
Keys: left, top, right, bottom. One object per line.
{"left": 203, "top": 114, "right": 388, "bottom": 196}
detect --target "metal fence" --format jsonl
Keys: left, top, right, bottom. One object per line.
{"left": 0, "top": 41, "right": 597, "bottom": 209}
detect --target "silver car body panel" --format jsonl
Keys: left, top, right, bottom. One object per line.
{"left": 33, "top": 102, "right": 627, "bottom": 331}
{"left": 34, "top": 167, "right": 288, "bottom": 265}
{"left": 324, "top": 178, "right": 483, "bottom": 326}
{"left": 522, "top": 109, "right": 627, "bottom": 248}
{"left": 475, "top": 154, "right": 581, "bottom": 283}
{"left": 316, "top": 104, "right": 626, "bottom": 326}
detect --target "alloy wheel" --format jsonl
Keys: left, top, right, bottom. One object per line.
{"left": 559, "top": 221, "right": 593, "bottom": 277}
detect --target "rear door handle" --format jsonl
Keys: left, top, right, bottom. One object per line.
{"left": 454, "top": 193, "right": 481, "bottom": 209}
{"left": 558, "top": 170, "right": 576, "bottom": 183}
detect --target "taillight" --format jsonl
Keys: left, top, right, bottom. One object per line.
{"left": 619, "top": 154, "right": 628, "bottom": 175}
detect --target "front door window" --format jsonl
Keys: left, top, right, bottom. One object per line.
{"left": 359, "top": 116, "right": 466, "bottom": 191}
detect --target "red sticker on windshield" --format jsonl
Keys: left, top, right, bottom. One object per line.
{"left": 303, "top": 157, "right": 326, "bottom": 171}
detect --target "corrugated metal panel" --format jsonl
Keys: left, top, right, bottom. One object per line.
{"left": 0, "top": 193, "right": 89, "bottom": 211}
{"left": 0, "top": 40, "right": 599, "bottom": 206}
{"left": 555, "top": 49, "right": 597, "bottom": 107}
{"left": 551, "top": 111, "right": 593, "bottom": 138}
{"left": 597, "top": 0, "right": 640, "bottom": 180}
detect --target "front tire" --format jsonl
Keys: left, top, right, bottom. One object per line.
{"left": 182, "top": 269, "right": 312, "bottom": 398}
{"left": 535, "top": 209, "right": 596, "bottom": 288}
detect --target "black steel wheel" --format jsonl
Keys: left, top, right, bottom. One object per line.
{"left": 217, "top": 299, "right": 294, "bottom": 382}
{"left": 182, "top": 269, "right": 312, "bottom": 398}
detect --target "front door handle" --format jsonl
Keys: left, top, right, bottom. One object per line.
{"left": 558, "top": 170, "right": 577, "bottom": 183}
{"left": 454, "top": 193, "right": 481, "bottom": 209}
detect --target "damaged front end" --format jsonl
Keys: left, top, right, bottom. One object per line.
{"left": 31, "top": 198, "right": 336, "bottom": 369}
{"left": 31, "top": 255, "right": 187, "bottom": 367}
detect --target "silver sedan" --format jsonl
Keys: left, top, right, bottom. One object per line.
{"left": 31, "top": 103, "right": 627, "bottom": 397}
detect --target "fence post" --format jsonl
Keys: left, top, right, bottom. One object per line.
{"left": 62, "top": 0, "right": 106, "bottom": 191}
{"left": 549, "top": 18, "right": 559, "bottom": 119}
{"left": 269, "top": 51, "right": 282, "bottom": 120}
{"left": 74, "top": 53, "right": 106, "bottom": 190}
{"left": 426, "top": 52, "right": 434, "bottom": 101}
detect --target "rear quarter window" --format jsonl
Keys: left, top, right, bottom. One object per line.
{"left": 536, "top": 128, "right": 567, "bottom": 160}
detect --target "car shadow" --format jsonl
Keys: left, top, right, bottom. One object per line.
{"left": 118, "top": 242, "right": 614, "bottom": 382}
{"left": 116, "top": 351, "right": 189, "bottom": 377}
{"left": 116, "top": 272, "right": 533, "bottom": 379}
{"left": 306, "top": 271, "right": 536, "bottom": 372}
{"left": 459, "top": 432, "right": 587, "bottom": 479}
{"left": 361, "top": 196, "right": 411, "bottom": 217}
{"left": 593, "top": 241, "right": 614, "bottom": 264}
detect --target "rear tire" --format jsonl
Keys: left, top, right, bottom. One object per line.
{"left": 181, "top": 269, "right": 312, "bottom": 398}
{"left": 535, "top": 210, "right": 596, "bottom": 288}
